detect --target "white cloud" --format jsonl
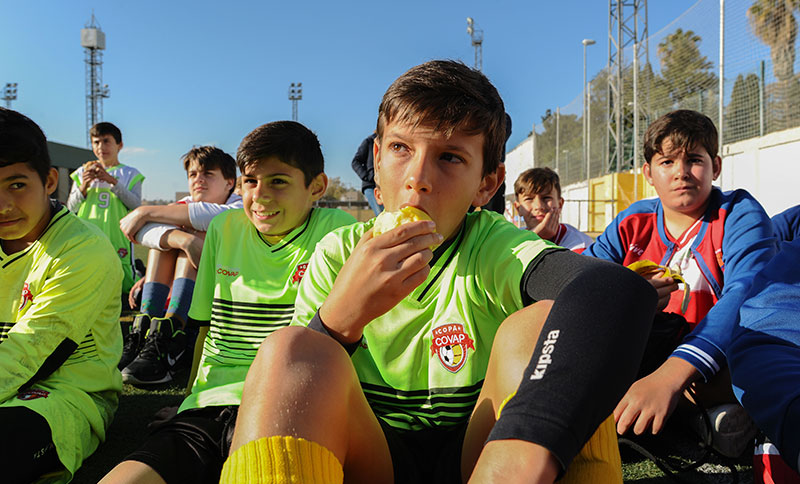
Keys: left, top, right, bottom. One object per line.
{"left": 122, "top": 146, "right": 154, "bottom": 155}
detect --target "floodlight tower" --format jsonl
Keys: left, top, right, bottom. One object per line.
{"left": 466, "top": 17, "right": 483, "bottom": 71}
{"left": 606, "top": 0, "right": 648, "bottom": 173}
{"left": 2, "top": 83, "right": 18, "bottom": 108}
{"left": 288, "top": 82, "right": 303, "bottom": 121}
{"left": 81, "top": 13, "right": 110, "bottom": 146}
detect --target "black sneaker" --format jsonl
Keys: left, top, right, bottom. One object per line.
{"left": 121, "top": 317, "right": 188, "bottom": 385}
{"left": 118, "top": 314, "right": 150, "bottom": 370}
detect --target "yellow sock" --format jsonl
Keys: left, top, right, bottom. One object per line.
{"left": 559, "top": 415, "right": 622, "bottom": 484}
{"left": 220, "top": 435, "right": 344, "bottom": 484}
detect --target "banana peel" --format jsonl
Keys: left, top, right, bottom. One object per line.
{"left": 627, "top": 260, "right": 691, "bottom": 313}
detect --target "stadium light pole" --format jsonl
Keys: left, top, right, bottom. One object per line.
{"left": 288, "top": 82, "right": 302, "bottom": 121}
{"left": 466, "top": 17, "right": 484, "bottom": 71}
{"left": 2, "top": 82, "right": 18, "bottom": 108}
{"left": 582, "top": 39, "right": 596, "bottom": 181}
{"left": 582, "top": 38, "right": 595, "bottom": 234}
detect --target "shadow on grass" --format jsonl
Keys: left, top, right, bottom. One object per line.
{"left": 620, "top": 425, "right": 754, "bottom": 484}
{"left": 73, "top": 378, "right": 188, "bottom": 483}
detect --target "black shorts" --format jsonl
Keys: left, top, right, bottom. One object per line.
{"left": 0, "top": 406, "right": 61, "bottom": 484}
{"left": 126, "top": 405, "right": 238, "bottom": 484}
{"left": 380, "top": 419, "right": 467, "bottom": 484}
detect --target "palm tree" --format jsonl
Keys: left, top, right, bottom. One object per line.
{"left": 747, "top": 0, "right": 800, "bottom": 130}
{"left": 748, "top": 0, "right": 798, "bottom": 82}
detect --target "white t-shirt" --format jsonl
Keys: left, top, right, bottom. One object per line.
{"left": 135, "top": 193, "right": 243, "bottom": 250}
{"left": 552, "top": 223, "right": 594, "bottom": 252}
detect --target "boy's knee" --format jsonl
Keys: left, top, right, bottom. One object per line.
{"left": 256, "top": 326, "right": 352, "bottom": 372}
{"left": 494, "top": 300, "right": 554, "bottom": 355}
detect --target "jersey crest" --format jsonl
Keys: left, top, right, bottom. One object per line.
{"left": 430, "top": 323, "right": 475, "bottom": 373}
{"left": 117, "top": 247, "right": 128, "bottom": 259}
{"left": 292, "top": 262, "right": 308, "bottom": 284}
{"left": 19, "top": 282, "right": 33, "bottom": 311}
{"left": 17, "top": 389, "right": 50, "bottom": 401}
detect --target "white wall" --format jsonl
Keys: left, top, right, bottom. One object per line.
{"left": 561, "top": 183, "right": 589, "bottom": 232}
{"left": 503, "top": 136, "right": 535, "bottom": 198}
{"left": 719, "top": 126, "right": 800, "bottom": 217}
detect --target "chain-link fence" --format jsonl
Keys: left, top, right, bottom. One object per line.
{"left": 532, "top": 0, "right": 800, "bottom": 186}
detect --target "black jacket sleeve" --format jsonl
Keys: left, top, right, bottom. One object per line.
{"left": 351, "top": 134, "right": 377, "bottom": 191}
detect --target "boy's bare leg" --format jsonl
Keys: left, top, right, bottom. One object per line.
{"left": 173, "top": 252, "right": 198, "bottom": 282}
{"left": 230, "top": 326, "right": 394, "bottom": 483}
{"left": 98, "top": 460, "right": 166, "bottom": 484}
{"left": 462, "top": 301, "right": 559, "bottom": 484}
{"left": 144, "top": 248, "right": 178, "bottom": 285}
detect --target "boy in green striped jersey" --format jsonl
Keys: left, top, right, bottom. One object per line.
{"left": 223, "top": 61, "right": 657, "bottom": 484}
{"left": 99, "top": 121, "right": 356, "bottom": 484}
{"left": 0, "top": 108, "right": 123, "bottom": 483}
{"left": 67, "top": 122, "right": 144, "bottom": 295}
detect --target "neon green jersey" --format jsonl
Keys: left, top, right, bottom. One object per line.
{"left": 180, "top": 207, "right": 356, "bottom": 412}
{"left": 292, "top": 211, "right": 557, "bottom": 431}
{"left": 0, "top": 203, "right": 123, "bottom": 481}
{"left": 70, "top": 164, "right": 144, "bottom": 293}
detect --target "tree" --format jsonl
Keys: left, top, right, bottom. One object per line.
{"left": 321, "top": 176, "right": 359, "bottom": 201}
{"left": 748, "top": 0, "right": 798, "bottom": 82}
{"left": 638, "top": 61, "right": 673, "bottom": 121}
{"left": 534, "top": 110, "right": 582, "bottom": 184}
{"left": 727, "top": 73, "right": 761, "bottom": 142}
{"left": 747, "top": 0, "right": 800, "bottom": 130}
{"left": 656, "top": 29, "right": 718, "bottom": 109}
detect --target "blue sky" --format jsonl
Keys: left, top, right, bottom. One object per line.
{"left": 1, "top": 0, "right": 697, "bottom": 200}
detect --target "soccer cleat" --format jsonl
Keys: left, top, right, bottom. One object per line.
{"left": 692, "top": 403, "right": 758, "bottom": 458}
{"left": 121, "top": 317, "right": 188, "bottom": 385}
{"left": 118, "top": 314, "right": 150, "bottom": 370}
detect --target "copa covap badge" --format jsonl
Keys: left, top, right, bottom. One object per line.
{"left": 430, "top": 323, "right": 475, "bottom": 373}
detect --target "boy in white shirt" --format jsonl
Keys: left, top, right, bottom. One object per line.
{"left": 514, "top": 167, "right": 593, "bottom": 252}
{"left": 118, "top": 146, "right": 241, "bottom": 385}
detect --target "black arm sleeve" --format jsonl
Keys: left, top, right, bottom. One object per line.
{"left": 19, "top": 338, "right": 78, "bottom": 393}
{"left": 308, "top": 310, "right": 362, "bottom": 356}
{"left": 487, "top": 250, "right": 656, "bottom": 471}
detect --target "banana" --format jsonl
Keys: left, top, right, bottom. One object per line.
{"left": 627, "top": 260, "right": 691, "bottom": 313}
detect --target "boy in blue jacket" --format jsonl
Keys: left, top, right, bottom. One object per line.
{"left": 585, "top": 110, "right": 777, "bottom": 456}
{"left": 729, "top": 239, "right": 800, "bottom": 479}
